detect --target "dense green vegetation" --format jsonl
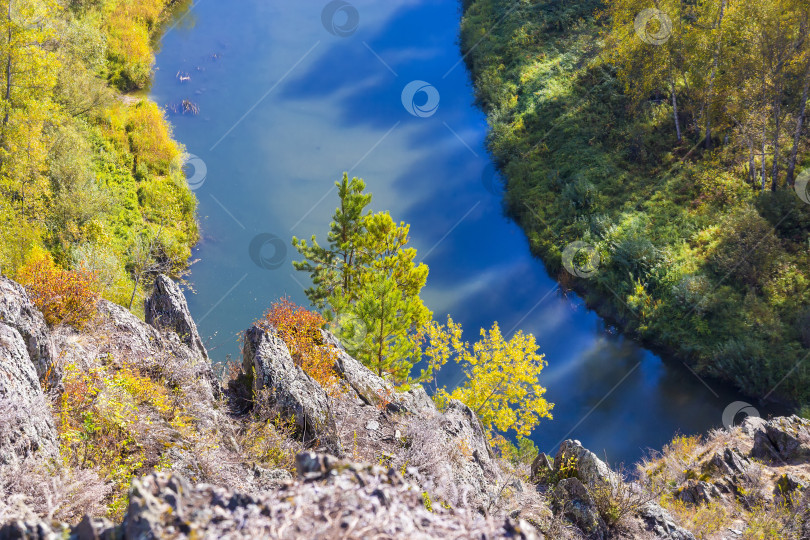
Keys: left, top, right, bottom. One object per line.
{"left": 0, "top": 0, "right": 197, "bottom": 312}
{"left": 461, "top": 0, "right": 810, "bottom": 406}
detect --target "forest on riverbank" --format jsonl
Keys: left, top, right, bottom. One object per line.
{"left": 0, "top": 0, "right": 197, "bottom": 314}
{"left": 461, "top": 0, "right": 810, "bottom": 408}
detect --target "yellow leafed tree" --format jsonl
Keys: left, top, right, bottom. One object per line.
{"left": 432, "top": 318, "right": 553, "bottom": 440}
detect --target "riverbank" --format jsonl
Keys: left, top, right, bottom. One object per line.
{"left": 0, "top": 0, "right": 197, "bottom": 314}
{"left": 460, "top": 0, "right": 810, "bottom": 408}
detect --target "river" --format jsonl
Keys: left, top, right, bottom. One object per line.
{"left": 151, "top": 0, "right": 782, "bottom": 466}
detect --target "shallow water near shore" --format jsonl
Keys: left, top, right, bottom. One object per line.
{"left": 151, "top": 0, "right": 786, "bottom": 465}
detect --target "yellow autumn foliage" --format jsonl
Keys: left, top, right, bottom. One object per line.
{"left": 432, "top": 318, "right": 553, "bottom": 439}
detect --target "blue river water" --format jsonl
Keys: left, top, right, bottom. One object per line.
{"left": 150, "top": 0, "right": 782, "bottom": 465}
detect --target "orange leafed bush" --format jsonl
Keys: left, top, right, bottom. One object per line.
{"left": 18, "top": 253, "right": 100, "bottom": 329}
{"left": 261, "top": 298, "right": 338, "bottom": 388}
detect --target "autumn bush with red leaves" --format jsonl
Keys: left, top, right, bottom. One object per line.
{"left": 260, "top": 298, "right": 338, "bottom": 388}
{"left": 17, "top": 252, "right": 100, "bottom": 330}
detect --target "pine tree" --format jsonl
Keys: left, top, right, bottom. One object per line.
{"left": 293, "top": 173, "right": 431, "bottom": 385}
{"left": 292, "top": 172, "right": 371, "bottom": 309}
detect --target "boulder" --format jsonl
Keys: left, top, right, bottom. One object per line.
{"left": 439, "top": 400, "right": 502, "bottom": 511}
{"left": 749, "top": 416, "right": 810, "bottom": 463}
{"left": 321, "top": 330, "right": 435, "bottom": 415}
{"left": 243, "top": 325, "right": 339, "bottom": 453}
{"left": 251, "top": 466, "right": 292, "bottom": 491}
{"left": 551, "top": 477, "right": 607, "bottom": 539}
{"left": 123, "top": 473, "right": 195, "bottom": 540}
{"left": 71, "top": 515, "right": 118, "bottom": 540}
{"left": 739, "top": 416, "right": 768, "bottom": 436}
{"left": 396, "top": 384, "right": 436, "bottom": 415}
{"left": 0, "top": 323, "right": 58, "bottom": 463}
{"left": 530, "top": 452, "right": 554, "bottom": 482}
{"left": 0, "top": 277, "right": 53, "bottom": 380}
{"left": 703, "top": 448, "right": 750, "bottom": 480}
{"left": 555, "top": 439, "right": 617, "bottom": 488}
{"left": 145, "top": 275, "right": 208, "bottom": 360}
{"left": 638, "top": 503, "right": 697, "bottom": 540}
{"left": 323, "top": 329, "right": 391, "bottom": 407}
{"left": 676, "top": 480, "right": 721, "bottom": 505}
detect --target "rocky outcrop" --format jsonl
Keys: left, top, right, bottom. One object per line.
{"left": 439, "top": 400, "right": 502, "bottom": 511}
{"left": 703, "top": 448, "right": 750, "bottom": 477}
{"left": 114, "top": 456, "right": 539, "bottom": 540}
{"left": 14, "top": 272, "right": 806, "bottom": 540}
{"left": 530, "top": 452, "right": 554, "bottom": 481}
{"left": 0, "top": 323, "right": 57, "bottom": 463}
{"left": 749, "top": 415, "right": 810, "bottom": 463}
{"left": 93, "top": 299, "right": 218, "bottom": 404}
{"left": 554, "top": 439, "right": 618, "bottom": 488}
{"left": 637, "top": 503, "right": 697, "bottom": 540}
{"left": 536, "top": 438, "right": 698, "bottom": 539}
{"left": 322, "top": 329, "right": 435, "bottom": 415}
{"left": 145, "top": 275, "right": 208, "bottom": 360}
{"left": 551, "top": 477, "right": 607, "bottom": 539}
{"left": 0, "top": 277, "right": 53, "bottom": 380}
{"left": 676, "top": 480, "right": 722, "bottom": 505}
{"left": 243, "top": 325, "right": 339, "bottom": 452}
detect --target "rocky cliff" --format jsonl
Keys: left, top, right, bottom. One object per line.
{"left": 0, "top": 276, "right": 807, "bottom": 539}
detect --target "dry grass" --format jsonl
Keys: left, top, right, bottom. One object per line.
{"left": 639, "top": 429, "right": 810, "bottom": 540}
{"left": 0, "top": 455, "right": 110, "bottom": 524}
{"left": 589, "top": 463, "right": 662, "bottom": 531}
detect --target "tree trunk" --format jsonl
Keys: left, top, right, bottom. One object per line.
{"left": 771, "top": 76, "right": 783, "bottom": 190}
{"left": 128, "top": 273, "right": 141, "bottom": 310}
{"left": 671, "top": 76, "right": 682, "bottom": 142}
{"left": 0, "top": 2, "right": 13, "bottom": 156}
{"left": 748, "top": 141, "right": 756, "bottom": 186}
{"left": 787, "top": 57, "right": 810, "bottom": 186}
{"left": 703, "top": 0, "right": 727, "bottom": 149}
{"left": 761, "top": 56, "right": 769, "bottom": 191}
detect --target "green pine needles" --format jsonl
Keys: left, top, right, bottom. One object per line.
{"left": 292, "top": 173, "right": 431, "bottom": 385}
